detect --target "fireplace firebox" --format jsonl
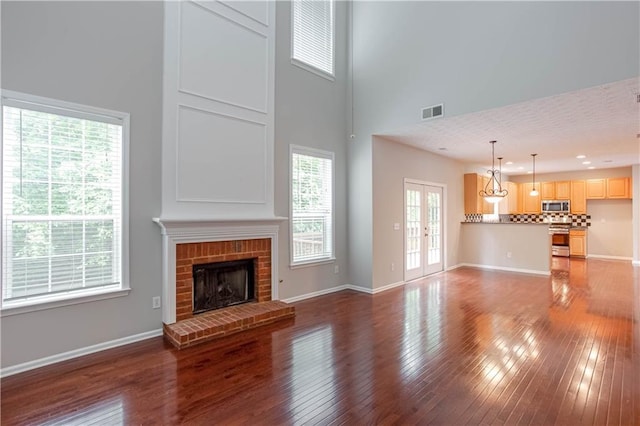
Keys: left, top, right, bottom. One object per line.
{"left": 192, "top": 259, "right": 256, "bottom": 314}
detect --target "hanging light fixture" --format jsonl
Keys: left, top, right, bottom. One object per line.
{"left": 530, "top": 153, "right": 539, "bottom": 196}
{"left": 479, "top": 140, "right": 508, "bottom": 204}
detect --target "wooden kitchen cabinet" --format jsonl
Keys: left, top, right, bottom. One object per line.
{"left": 519, "top": 182, "right": 541, "bottom": 214}
{"left": 541, "top": 182, "right": 555, "bottom": 199}
{"left": 569, "top": 229, "right": 587, "bottom": 257}
{"left": 607, "top": 177, "right": 631, "bottom": 199}
{"left": 506, "top": 181, "right": 519, "bottom": 214}
{"left": 464, "top": 173, "right": 493, "bottom": 214}
{"left": 498, "top": 181, "right": 519, "bottom": 214}
{"left": 570, "top": 180, "right": 587, "bottom": 214}
{"left": 555, "top": 181, "right": 571, "bottom": 199}
{"left": 586, "top": 179, "right": 606, "bottom": 199}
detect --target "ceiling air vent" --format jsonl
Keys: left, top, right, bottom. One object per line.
{"left": 421, "top": 103, "right": 444, "bottom": 121}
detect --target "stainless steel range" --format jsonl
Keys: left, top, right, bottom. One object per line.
{"left": 549, "top": 222, "right": 571, "bottom": 257}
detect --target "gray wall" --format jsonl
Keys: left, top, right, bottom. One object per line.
{"left": 1, "top": 1, "right": 164, "bottom": 367}
{"left": 459, "top": 223, "right": 551, "bottom": 274}
{"left": 274, "top": 1, "right": 349, "bottom": 298}
{"left": 353, "top": 1, "right": 639, "bottom": 133}
{"left": 349, "top": 1, "right": 639, "bottom": 287}
{"left": 587, "top": 199, "right": 633, "bottom": 258}
{"left": 372, "top": 137, "right": 465, "bottom": 288}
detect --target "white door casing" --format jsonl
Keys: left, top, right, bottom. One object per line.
{"left": 404, "top": 182, "right": 444, "bottom": 281}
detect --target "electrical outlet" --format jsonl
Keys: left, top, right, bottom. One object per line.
{"left": 152, "top": 296, "right": 161, "bottom": 309}
{"left": 334, "top": 265, "right": 339, "bottom": 274}
{"left": 507, "top": 251, "right": 512, "bottom": 258}
{"left": 391, "top": 262, "right": 395, "bottom": 271}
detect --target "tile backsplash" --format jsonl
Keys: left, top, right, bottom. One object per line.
{"left": 464, "top": 213, "right": 591, "bottom": 226}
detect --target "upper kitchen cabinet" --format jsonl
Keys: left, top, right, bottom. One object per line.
{"left": 606, "top": 177, "right": 631, "bottom": 199}
{"left": 541, "top": 181, "right": 570, "bottom": 200}
{"left": 571, "top": 180, "right": 587, "bottom": 214}
{"left": 586, "top": 179, "right": 606, "bottom": 199}
{"left": 541, "top": 182, "right": 555, "bottom": 199}
{"left": 586, "top": 177, "right": 632, "bottom": 199}
{"left": 555, "top": 181, "right": 571, "bottom": 199}
{"left": 506, "top": 181, "right": 519, "bottom": 214}
{"left": 464, "top": 173, "right": 493, "bottom": 214}
{"left": 519, "top": 182, "right": 541, "bottom": 214}
{"left": 498, "top": 181, "right": 519, "bottom": 214}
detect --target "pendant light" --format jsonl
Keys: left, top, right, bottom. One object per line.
{"left": 530, "top": 153, "right": 539, "bottom": 196}
{"left": 479, "top": 140, "right": 508, "bottom": 204}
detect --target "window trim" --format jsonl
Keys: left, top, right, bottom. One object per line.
{"left": 0, "top": 89, "right": 130, "bottom": 314}
{"left": 290, "top": 0, "right": 336, "bottom": 81}
{"left": 289, "top": 144, "right": 335, "bottom": 267}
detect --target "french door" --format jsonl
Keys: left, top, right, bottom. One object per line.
{"left": 405, "top": 182, "right": 443, "bottom": 281}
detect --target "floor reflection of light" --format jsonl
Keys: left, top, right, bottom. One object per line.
{"left": 476, "top": 326, "right": 542, "bottom": 401}
{"left": 401, "top": 287, "right": 422, "bottom": 380}
{"left": 400, "top": 282, "right": 443, "bottom": 382}
{"left": 290, "top": 326, "right": 335, "bottom": 422}
{"left": 482, "top": 361, "right": 505, "bottom": 383}
{"left": 42, "top": 397, "right": 124, "bottom": 426}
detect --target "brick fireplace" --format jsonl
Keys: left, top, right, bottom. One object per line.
{"left": 174, "top": 239, "right": 271, "bottom": 321}
{"left": 154, "top": 219, "right": 294, "bottom": 349}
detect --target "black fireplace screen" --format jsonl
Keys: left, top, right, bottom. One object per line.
{"left": 192, "top": 258, "right": 256, "bottom": 314}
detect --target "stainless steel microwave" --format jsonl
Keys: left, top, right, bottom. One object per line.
{"left": 542, "top": 200, "right": 570, "bottom": 213}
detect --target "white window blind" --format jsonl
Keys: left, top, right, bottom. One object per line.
{"left": 1, "top": 92, "right": 127, "bottom": 307}
{"left": 291, "top": 0, "right": 335, "bottom": 78}
{"left": 291, "top": 146, "right": 334, "bottom": 265}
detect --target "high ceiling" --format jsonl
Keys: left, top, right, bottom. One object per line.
{"left": 382, "top": 77, "right": 640, "bottom": 177}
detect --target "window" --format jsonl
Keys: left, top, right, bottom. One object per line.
{"left": 290, "top": 145, "right": 334, "bottom": 266}
{"left": 291, "top": 0, "right": 335, "bottom": 79}
{"left": 1, "top": 90, "right": 129, "bottom": 311}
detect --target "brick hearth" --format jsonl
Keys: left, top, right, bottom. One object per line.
{"left": 164, "top": 238, "right": 294, "bottom": 349}
{"left": 163, "top": 300, "right": 294, "bottom": 349}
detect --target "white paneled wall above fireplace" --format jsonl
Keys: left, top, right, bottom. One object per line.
{"left": 162, "top": 0, "right": 276, "bottom": 220}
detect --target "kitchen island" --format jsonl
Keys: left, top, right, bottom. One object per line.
{"left": 459, "top": 222, "right": 551, "bottom": 275}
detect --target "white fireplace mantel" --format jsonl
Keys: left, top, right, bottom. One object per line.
{"left": 153, "top": 216, "right": 286, "bottom": 324}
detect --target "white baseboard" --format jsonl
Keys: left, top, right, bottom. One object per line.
{"left": 446, "top": 264, "right": 464, "bottom": 271}
{"left": 346, "top": 280, "right": 406, "bottom": 295}
{"left": 457, "top": 263, "right": 551, "bottom": 276}
{"left": 343, "top": 284, "right": 374, "bottom": 294}
{"left": 372, "top": 280, "right": 405, "bottom": 294}
{"left": 1, "top": 328, "right": 163, "bottom": 378}
{"left": 282, "top": 280, "right": 406, "bottom": 302}
{"left": 282, "top": 285, "right": 351, "bottom": 303}
{"left": 587, "top": 254, "right": 633, "bottom": 261}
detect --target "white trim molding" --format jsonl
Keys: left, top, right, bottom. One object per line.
{"left": 282, "top": 285, "right": 349, "bottom": 303}
{"left": 0, "top": 329, "right": 163, "bottom": 378}
{"left": 587, "top": 254, "right": 633, "bottom": 262}
{"left": 457, "top": 263, "right": 551, "bottom": 277}
{"left": 153, "top": 217, "right": 285, "bottom": 324}
{"left": 281, "top": 281, "right": 406, "bottom": 303}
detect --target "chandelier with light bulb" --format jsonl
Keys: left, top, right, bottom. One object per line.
{"left": 479, "top": 140, "right": 508, "bottom": 204}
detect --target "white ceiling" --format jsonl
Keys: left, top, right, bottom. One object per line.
{"left": 382, "top": 77, "right": 640, "bottom": 177}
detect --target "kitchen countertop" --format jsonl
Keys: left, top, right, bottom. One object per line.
{"left": 461, "top": 221, "right": 549, "bottom": 225}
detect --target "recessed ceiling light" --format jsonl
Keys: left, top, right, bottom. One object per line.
{"left": 505, "top": 161, "right": 513, "bottom": 165}
{"left": 576, "top": 155, "right": 586, "bottom": 159}
{"left": 588, "top": 166, "right": 595, "bottom": 170}
{"left": 603, "top": 160, "right": 613, "bottom": 163}
{"left": 582, "top": 161, "right": 591, "bottom": 165}
{"left": 518, "top": 166, "right": 524, "bottom": 170}
{"left": 527, "top": 171, "right": 533, "bottom": 174}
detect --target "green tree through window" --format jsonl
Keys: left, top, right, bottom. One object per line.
{"left": 2, "top": 93, "right": 127, "bottom": 305}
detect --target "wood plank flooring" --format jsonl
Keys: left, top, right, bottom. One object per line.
{"left": 2, "top": 258, "right": 638, "bottom": 425}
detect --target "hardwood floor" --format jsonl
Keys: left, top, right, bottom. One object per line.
{"left": 2, "top": 258, "right": 638, "bottom": 425}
